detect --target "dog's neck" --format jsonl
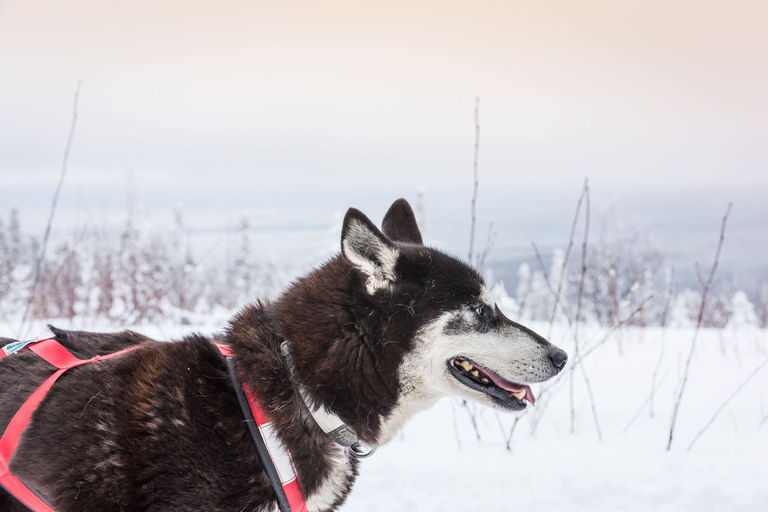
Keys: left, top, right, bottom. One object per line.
{"left": 226, "top": 256, "right": 414, "bottom": 447}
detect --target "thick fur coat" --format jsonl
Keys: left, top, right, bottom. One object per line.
{"left": 0, "top": 199, "right": 566, "bottom": 511}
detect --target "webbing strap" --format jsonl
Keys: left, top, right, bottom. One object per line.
{"left": 29, "top": 340, "right": 83, "bottom": 369}
{"left": 0, "top": 338, "right": 140, "bottom": 512}
{"left": 0, "top": 339, "right": 307, "bottom": 512}
{"left": 0, "top": 367, "right": 62, "bottom": 511}
{"left": 219, "top": 345, "right": 307, "bottom": 512}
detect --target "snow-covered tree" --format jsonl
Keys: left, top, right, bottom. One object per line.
{"left": 548, "top": 248, "right": 568, "bottom": 323}
{"left": 726, "top": 291, "right": 758, "bottom": 329}
{"left": 0, "top": 215, "right": 9, "bottom": 303}
{"left": 515, "top": 262, "right": 531, "bottom": 320}
{"left": 527, "top": 270, "right": 551, "bottom": 321}
{"left": 758, "top": 283, "right": 768, "bottom": 329}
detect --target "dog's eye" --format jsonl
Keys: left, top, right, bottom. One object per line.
{"left": 475, "top": 306, "right": 485, "bottom": 317}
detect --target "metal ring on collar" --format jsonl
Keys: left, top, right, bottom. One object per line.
{"left": 349, "top": 443, "right": 376, "bottom": 459}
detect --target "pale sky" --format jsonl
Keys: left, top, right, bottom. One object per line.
{"left": 1, "top": 0, "right": 766, "bottom": 192}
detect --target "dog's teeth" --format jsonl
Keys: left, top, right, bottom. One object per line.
{"left": 458, "top": 361, "right": 473, "bottom": 371}
{"left": 480, "top": 377, "right": 489, "bottom": 383}
{"left": 511, "top": 390, "right": 526, "bottom": 400}
{"left": 470, "top": 370, "right": 479, "bottom": 377}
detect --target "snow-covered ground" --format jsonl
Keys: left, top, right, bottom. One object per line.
{"left": 4, "top": 320, "right": 767, "bottom": 511}
{"left": 346, "top": 324, "right": 768, "bottom": 511}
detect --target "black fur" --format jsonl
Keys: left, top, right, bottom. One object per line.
{"left": 0, "top": 198, "right": 560, "bottom": 511}
{"left": 381, "top": 198, "right": 423, "bottom": 245}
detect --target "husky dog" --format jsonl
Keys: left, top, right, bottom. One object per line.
{"left": 0, "top": 199, "right": 567, "bottom": 511}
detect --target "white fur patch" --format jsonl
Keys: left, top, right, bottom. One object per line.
{"left": 342, "top": 219, "right": 399, "bottom": 294}
{"left": 304, "top": 441, "right": 352, "bottom": 512}
{"left": 479, "top": 285, "right": 494, "bottom": 308}
{"left": 380, "top": 310, "right": 555, "bottom": 425}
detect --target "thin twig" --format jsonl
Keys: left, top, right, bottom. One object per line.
{"left": 477, "top": 222, "right": 496, "bottom": 272}
{"left": 505, "top": 414, "right": 523, "bottom": 451}
{"left": 571, "top": 180, "right": 591, "bottom": 434}
{"left": 574, "top": 180, "right": 590, "bottom": 344}
{"left": 667, "top": 203, "right": 732, "bottom": 451}
{"left": 522, "top": 297, "right": 652, "bottom": 437}
{"left": 695, "top": 262, "right": 705, "bottom": 291}
{"left": 624, "top": 372, "right": 670, "bottom": 433}
{"left": 468, "top": 97, "right": 480, "bottom": 264}
{"left": 464, "top": 97, "right": 482, "bottom": 436}
{"left": 493, "top": 411, "right": 507, "bottom": 443}
{"left": 531, "top": 242, "right": 574, "bottom": 327}
{"left": 450, "top": 399, "right": 462, "bottom": 450}
{"left": 548, "top": 179, "right": 587, "bottom": 339}
{"left": 686, "top": 357, "right": 768, "bottom": 451}
{"left": 650, "top": 268, "right": 675, "bottom": 418}
{"left": 531, "top": 242, "right": 551, "bottom": 286}
{"left": 18, "top": 80, "right": 82, "bottom": 338}
{"left": 462, "top": 399, "right": 482, "bottom": 441}
{"left": 580, "top": 363, "right": 603, "bottom": 441}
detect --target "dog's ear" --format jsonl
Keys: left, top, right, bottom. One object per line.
{"left": 381, "top": 198, "right": 423, "bottom": 245}
{"left": 342, "top": 208, "right": 400, "bottom": 293}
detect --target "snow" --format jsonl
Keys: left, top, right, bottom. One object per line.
{"left": 343, "top": 324, "right": 768, "bottom": 511}
{"left": 3, "top": 320, "right": 767, "bottom": 511}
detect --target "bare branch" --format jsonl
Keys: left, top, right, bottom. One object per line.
{"left": 531, "top": 242, "right": 575, "bottom": 327}
{"left": 523, "top": 297, "right": 652, "bottom": 437}
{"left": 695, "top": 262, "right": 705, "bottom": 291}
{"left": 468, "top": 97, "right": 480, "bottom": 264}
{"left": 571, "top": 182, "right": 594, "bottom": 436}
{"left": 686, "top": 357, "right": 768, "bottom": 451}
{"left": 650, "top": 268, "right": 675, "bottom": 418}
{"left": 477, "top": 222, "right": 496, "bottom": 272}
{"left": 580, "top": 364, "right": 603, "bottom": 441}
{"left": 572, "top": 296, "right": 654, "bottom": 367}
{"left": 667, "top": 203, "right": 732, "bottom": 451}
{"left": 505, "top": 414, "right": 524, "bottom": 451}
{"left": 462, "top": 399, "right": 482, "bottom": 441}
{"left": 18, "top": 80, "right": 82, "bottom": 338}
{"left": 624, "top": 371, "right": 670, "bottom": 433}
{"left": 574, "top": 180, "right": 590, "bottom": 340}
{"left": 450, "top": 399, "right": 462, "bottom": 450}
{"left": 548, "top": 179, "right": 588, "bottom": 338}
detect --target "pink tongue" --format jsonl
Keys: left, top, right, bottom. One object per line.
{"left": 481, "top": 367, "right": 524, "bottom": 392}
{"left": 524, "top": 387, "right": 536, "bottom": 406}
{"left": 480, "top": 366, "right": 536, "bottom": 406}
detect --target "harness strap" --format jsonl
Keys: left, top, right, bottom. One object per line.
{"left": 220, "top": 345, "right": 307, "bottom": 512}
{"left": 0, "top": 338, "right": 308, "bottom": 512}
{"left": 0, "top": 338, "right": 140, "bottom": 512}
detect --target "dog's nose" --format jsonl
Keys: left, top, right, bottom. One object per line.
{"left": 549, "top": 347, "right": 568, "bottom": 371}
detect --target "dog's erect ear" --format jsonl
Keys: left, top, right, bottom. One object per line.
{"left": 342, "top": 208, "right": 400, "bottom": 293}
{"left": 381, "top": 198, "right": 423, "bottom": 245}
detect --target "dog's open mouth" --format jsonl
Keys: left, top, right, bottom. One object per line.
{"left": 447, "top": 357, "right": 535, "bottom": 410}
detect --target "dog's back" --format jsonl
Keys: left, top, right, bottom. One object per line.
{"left": 0, "top": 329, "right": 273, "bottom": 512}
{"left": 0, "top": 328, "right": 156, "bottom": 511}
{"left": 0, "top": 328, "right": 152, "bottom": 431}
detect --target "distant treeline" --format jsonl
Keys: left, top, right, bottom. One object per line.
{"left": 1, "top": 207, "right": 766, "bottom": 329}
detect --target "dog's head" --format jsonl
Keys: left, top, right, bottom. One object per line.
{"left": 341, "top": 199, "right": 567, "bottom": 418}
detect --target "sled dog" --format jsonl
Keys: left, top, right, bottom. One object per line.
{"left": 0, "top": 199, "right": 567, "bottom": 511}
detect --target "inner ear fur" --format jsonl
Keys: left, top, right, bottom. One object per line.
{"left": 341, "top": 208, "right": 400, "bottom": 293}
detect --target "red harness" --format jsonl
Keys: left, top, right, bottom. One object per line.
{"left": 0, "top": 338, "right": 307, "bottom": 512}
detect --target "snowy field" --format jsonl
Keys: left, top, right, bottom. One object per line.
{"left": 6, "top": 319, "right": 767, "bottom": 511}
{"left": 345, "top": 324, "right": 768, "bottom": 512}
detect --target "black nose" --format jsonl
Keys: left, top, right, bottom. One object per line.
{"left": 549, "top": 347, "right": 568, "bottom": 371}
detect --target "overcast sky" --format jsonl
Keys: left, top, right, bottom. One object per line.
{"left": 1, "top": 0, "right": 767, "bottom": 193}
